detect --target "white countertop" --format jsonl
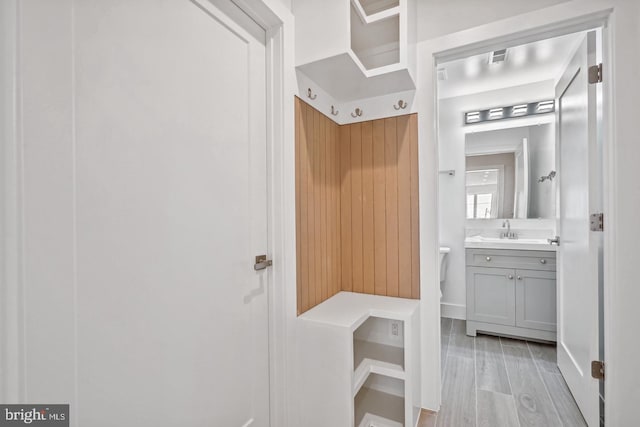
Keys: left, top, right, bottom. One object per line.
{"left": 464, "top": 236, "right": 557, "bottom": 251}
{"left": 298, "top": 291, "right": 420, "bottom": 330}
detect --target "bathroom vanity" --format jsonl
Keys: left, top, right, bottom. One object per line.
{"left": 465, "top": 240, "right": 557, "bottom": 342}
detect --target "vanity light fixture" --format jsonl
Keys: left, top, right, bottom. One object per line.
{"left": 512, "top": 104, "right": 528, "bottom": 116}
{"left": 537, "top": 100, "right": 555, "bottom": 112}
{"left": 464, "top": 100, "right": 555, "bottom": 125}
{"left": 466, "top": 111, "right": 481, "bottom": 123}
{"left": 489, "top": 108, "right": 504, "bottom": 119}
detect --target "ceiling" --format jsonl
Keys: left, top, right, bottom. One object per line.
{"left": 437, "top": 32, "right": 583, "bottom": 99}
{"left": 467, "top": 169, "right": 499, "bottom": 186}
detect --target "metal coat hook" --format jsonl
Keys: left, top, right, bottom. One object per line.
{"left": 350, "top": 107, "right": 363, "bottom": 118}
{"left": 307, "top": 88, "right": 317, "bottom": 100}
{"left": 393, "top": 99, "right": 408, "bottom": 110}
{"left": 331, "top": 105, "right": 339, "bottom": 116}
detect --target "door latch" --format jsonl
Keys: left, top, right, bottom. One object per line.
{"left": 591, "top": 360, "right": 605, "bottom": 380}
{"left": 254, "top": 255, "right": 273, "bottom": 271}
{"left": 589, "top": 63, "right": 603, "bottom": 84}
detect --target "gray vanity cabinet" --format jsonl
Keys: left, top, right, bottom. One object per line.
{"left": 466, "top": 267, "right": 516, "bottom": 327}
{"left": 466, "top": 248, "right": 557, "bottom": 341}
{"left": 515, "top": 269, "right": 556, "bottom": 332}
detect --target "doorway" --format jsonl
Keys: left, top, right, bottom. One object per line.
{"left": 435, "top": 27, "right": 605, "bottom": 427}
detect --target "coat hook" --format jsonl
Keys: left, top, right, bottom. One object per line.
{"left": 331, "top": 105, "right": 339, "bottom": 116}
{"left": 393, "top": 99, "right": 408, "bottom": 110}
{"left": 350, "top": 107, "right": 363, "bottom": 118}
{"left": 307, "top": 88, "right": 317, "bottom": 100}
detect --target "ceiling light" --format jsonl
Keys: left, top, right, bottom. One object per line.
{"left": 489, "top": 108, "right": 504, "bottom": 119}
{"left": 537, "top": 100, "right": 555, "bottom": 112}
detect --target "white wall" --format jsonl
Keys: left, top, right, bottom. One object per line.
{"left": 274, "top": 0, "right": 291, "bottom": 11}
{"left": 417, "top": 0, "right": 571, "bottom": 42}
{"left": 437, "top": 80, "right": 555, "bottom": 319}
{"left": 528, "top": 124, "right": 556, "bottom": 218}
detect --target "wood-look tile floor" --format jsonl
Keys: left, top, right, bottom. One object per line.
{"left": 430, "top": 318, "right": 587, "bottom": 427}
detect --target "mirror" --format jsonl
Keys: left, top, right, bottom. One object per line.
{"left": 465, "top": 124, "right": 555, "bottom": 219}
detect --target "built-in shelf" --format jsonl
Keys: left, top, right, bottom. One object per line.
{"left": 351, "top": 0, "right": 400, "bottom": 24}
{"left": 355, "top": 375, "right": 405, "bottom": 427}
{"left": 353, "top": 357, "right": 405, "bottom": 397}
{"left": 295, "top": 0, "right": 415, "bottom": 102}
{"left": 354, "top": 339, "right": 404, "bottom": 372}
{"left": 297, "top": 292, "right": 420, "bottom": 427}
{"left": 350, "top": 5, "right": 400, "bottom": 71}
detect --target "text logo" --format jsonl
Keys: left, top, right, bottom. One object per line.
{"left": 0, "top": 405, "right": 68, "bottom": 426}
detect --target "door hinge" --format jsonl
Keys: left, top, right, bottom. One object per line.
{"left": 589, "top": 63, "right": 603, "bottom": 84}
{"left": 591, "top": 360, "right": 605, "bottom": 380}
{"left": 590, "top": 213, "right": 604, "bottom": 231}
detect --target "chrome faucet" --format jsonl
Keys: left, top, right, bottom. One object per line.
{"left": 501, "top": 219, "right": 517, "bottom": 239}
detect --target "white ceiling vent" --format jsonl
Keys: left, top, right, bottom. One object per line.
{"left": 489, "top": 49, "right": 507, "bottom": 64}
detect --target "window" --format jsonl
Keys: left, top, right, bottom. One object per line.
{"left": 467, "top": 193, "right": 494, "bottom": 219}
{"left": 465, "top": 168, "right": 500, "bottom": 219}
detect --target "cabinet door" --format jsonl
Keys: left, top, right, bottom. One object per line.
{"left": 467, "top": 267, "right": 516, "bottom": 326}
{"left": 515, "top": 269, "right": 557, "bottom": 331}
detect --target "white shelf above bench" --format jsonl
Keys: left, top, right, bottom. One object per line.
{"left": 298, "top": 291, "right": 419, "bottom": 329}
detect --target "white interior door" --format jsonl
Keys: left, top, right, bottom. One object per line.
{"left": 73, "top": 0, "right": 269, "bottom": 425}
{"left": 555, "top": 31, "right": 601, "bottom": 427}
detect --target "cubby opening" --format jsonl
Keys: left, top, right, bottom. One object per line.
{"left": 350, "top": 4, "right": 400, "bottom": 71}
{"left": 354, "top": 317, "right": 404, "bottom": 373}
{"left": 355, "top": 0, "right": 399, "bottom": 16}
{"left": 355, "top": 373, "right": 405, "bottom": 427}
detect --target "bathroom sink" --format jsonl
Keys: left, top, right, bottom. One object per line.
{"left": 464, "top": 236, "right": 556, "bottom": 251}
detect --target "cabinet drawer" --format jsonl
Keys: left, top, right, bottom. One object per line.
{"left": 466, "top": 248, "right": 556, "bottom": 271}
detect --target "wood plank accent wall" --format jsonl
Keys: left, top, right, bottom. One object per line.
{"left": 295, "top": 97, "right": 420, "bottom": 315}
{"left": 340, "top": 114, "right": 420, "bottom": 300}
{"left": 295, "top": 97, "right": 342, "bottom": 315}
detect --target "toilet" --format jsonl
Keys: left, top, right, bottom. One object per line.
{"left": 439, "top": 246, "right": 451, "bottom": 298}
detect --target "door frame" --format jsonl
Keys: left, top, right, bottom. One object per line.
{"left": 0, "top": 0, "right": 22, "bottom": 405}
{"left": 421, "top": 1, "right": 614, "bottom": 418}
{"left": 0, "top": 1, "right": 296, "bottom": 426}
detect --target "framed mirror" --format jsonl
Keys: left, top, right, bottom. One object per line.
{"left": 465, "top": 124, "right": 556, "bottom": 219}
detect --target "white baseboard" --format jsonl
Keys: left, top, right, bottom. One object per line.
{"left": 440, "top": 302, "right": 466, "bottom": 320}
